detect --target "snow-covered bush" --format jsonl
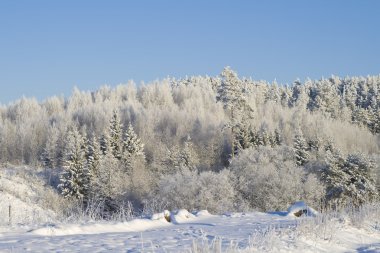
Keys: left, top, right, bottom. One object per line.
{"left": 152, "top": 169, "right": 236, "bottom": 213}
{"left": 322, "top": 152, "right": 378, "bottom": 207}
{"left": 230, "top": 146, "right": 325, "bottom": 211}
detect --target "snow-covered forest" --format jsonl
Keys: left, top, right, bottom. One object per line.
{"left": 1, "top": 67, "right": 379, "bottom": 218}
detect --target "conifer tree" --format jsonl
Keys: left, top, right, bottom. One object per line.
{"left": 293, "top": 131, "right": 309, "bottom": 166}
{"left": 179, "top": 135, "right": 199, "bottom": 170}
{"left": 41, "top": 125, "right": 60, "bottom": 169}
{"left": 58, "top": 128, "right": 88, "bottom": 199}
{"left": 261, "top": 129, "right": 271, "bottom": 146}
{"left": 100, "top": 130, "right": 111, "bottom": 155}
{"left": 273, "top": 128, "right": 282, "bottom": 146}
{"left": 217, "top": 67, "right": 253, "bottom": 158}
{"left": 323, "top": 152, "right": 378, "bottom": 206}
{"left": 236, "top": 123, "right": 253, "bottom": 151}
{"left": 87, "top": 134, "right": 101, "bottom": 185}
{"left": 308, "top": 136, "right": 322, "bottom": 152}
{"left": 123, "top": 123, "right": 145, "bottom": 170}
{"left": 109, "top": 110, "right": 123, "bottom": 159}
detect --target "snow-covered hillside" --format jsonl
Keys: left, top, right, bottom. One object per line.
{"left": 1, "top": 209, "right": 380, "bottom": 252}
{"left": 0, "top": 167, "right": 58, "bottom": 226}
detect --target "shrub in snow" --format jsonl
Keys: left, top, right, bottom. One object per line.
{"left": 322, "top": 152, "right": 378, "bottom": 207}
{"left": 230, "top": 146, "right": 325, "bottom": 212}
{"left": 152, "top": 169, "right": 236, "bottom": 213}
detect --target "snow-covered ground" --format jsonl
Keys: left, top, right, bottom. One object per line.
{"left": 1, "top": 168, "right": 379, "bottom": 252}
{"left": 0, "top": 168, "right": 57, "bottom": 226}
{"left": 1, "top": 209, "right": 380, "bottom": 252}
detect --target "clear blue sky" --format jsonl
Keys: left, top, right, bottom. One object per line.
{"left": 0, "top": 0, "right": 379, "bottom": 104}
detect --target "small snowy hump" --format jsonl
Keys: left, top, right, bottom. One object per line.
{"left": 287, "top": 201, "right": 318, "bottom": 217}
{"left": 170, "top": 209, "right": 195, "bottom": 224}
{"left": 195, "top": 210, "right": 211, "bottom": 217}
{"left": 151, "top": 210, "right": 171, "bottom": 222}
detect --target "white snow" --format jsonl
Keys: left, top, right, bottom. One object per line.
{"left": 1, "top": 210, "right": 379, "bottom": 252}
{"left": 0, "top": 168, "right": 57, "bottom": 226}
{"left": 1, "top": 168, "right": 379, "bottom": 252}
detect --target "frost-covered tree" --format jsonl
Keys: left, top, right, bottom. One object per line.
{"left": 122, "top": 123, "right": 145, "bottom": 170}
{"left": 100, "top": 130, "right": 111, "bottom": 155}
{"left": 109, "top": 110, "right": 123, "bottom": 159}
{"left": 58, "top": 128, "right": 89, "bottom": 199}
{"left": 153, "top": 168, "right": 236, "bottom": 213}
{"left": 290, "top": 80, "right": 309, "bottom": 108}
{"left": 323, "top": 152, "right": 378, "bottom": 206}
{"left": 236, "top": 123, "right": 254, "bottom": 151}
{"left": 217, "top": 67, "right": 253, "bottom": 158}
{"left": 41, "top": 124, "right": 60, "bottom": 169}
{"left": 87, "top": 134, "right": 101, "bottom": 185}
{"left": 230, "top": 146, "right": 324, "bottom": 211}
{"left": 122, "top": 123, "right": 145, "bottom": 186}
{"left": 167, "top": 135, "right": 199, "bottom": 171}
{"left": 294, "top": 131, "right": 309, "bottom": 166}
{"left": 273, "top": 128, "right": 282, "bottom": 146}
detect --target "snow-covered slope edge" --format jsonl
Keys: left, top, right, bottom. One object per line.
{"left": 0, "top": 167, "right": 59, "bottom": 226}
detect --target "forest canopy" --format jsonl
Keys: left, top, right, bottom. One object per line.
{"left": 0, "top": 67, "right": 379, "bottom": 215}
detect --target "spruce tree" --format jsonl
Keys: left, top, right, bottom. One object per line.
{"left": 274, "top": 128, "right": 282, "bottom": 146}
{"left": 236, "top": 123, "right": 253, "bottom": 152}
{"left": 87, "top": 134, "right": 101, "bottom": 187}
{"left": 100, "top": 130, "right": 110, "bottom": 155}
{"left": 293, "top": 132, "right": 309, "bottom": 166}
{"left": 58, "top": 128, "right": 88, "bottom": 199}
{"left": 109, "top": 110, "right": 123, "bottom": 159}
{"left": 122, "top": 123, "right": 145, "bottom": 170}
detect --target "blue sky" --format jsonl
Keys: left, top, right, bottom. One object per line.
{"left": 0, "top": 0, "right": 379, "bottom": 104}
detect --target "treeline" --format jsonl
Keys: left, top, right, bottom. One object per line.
{"left": 0, "top": 67, "right": 379, "bottom": 215}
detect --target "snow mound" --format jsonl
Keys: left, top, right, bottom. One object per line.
{"left": 287, "top": 201, "right": 318, "bottom": 217}
{"left": 151, "top": 210, "right": 171, "bottom": 222}
{"left": 170, "top": 209, "right": 195, "bottom": 224}
{"left": 195, "top": 210, "right": 212, "bottom": 217}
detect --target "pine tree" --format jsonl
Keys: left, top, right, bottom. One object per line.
{"left": 109, "top": 110, "right": 123, "bottom": 159}
{"left": 293, "top": 132, "right": 309, "bottom": 166}
{"left": 58, "top": 128, "right": 89, "bottom": 199}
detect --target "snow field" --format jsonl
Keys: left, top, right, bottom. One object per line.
{"left": 1, "top": 207, "right": 380, "bottom": 252}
